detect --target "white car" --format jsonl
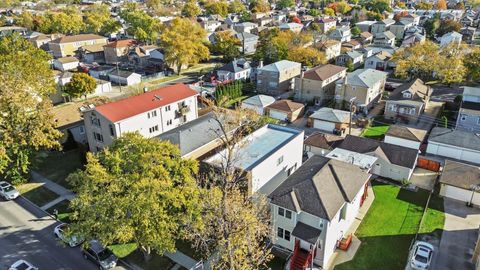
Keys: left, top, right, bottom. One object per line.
{"left": 54, "top": 223, "right": 84, "bottom": 247}
{"left": 410, "top": 241, "right": 434, "bottom": 269}
{"left": 9, "top": 259, "right": 38, "bottom": 270}
{"left": 0, "top": 181, "right": 20, "bottom": 200}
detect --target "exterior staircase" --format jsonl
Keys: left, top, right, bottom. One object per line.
{"left": 291, "top": 249, "right": 310, "bottom": 270}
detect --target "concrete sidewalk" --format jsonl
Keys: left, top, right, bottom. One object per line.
{"left": 165, "top": 251, "right": 202, "bottom": 270}
{"left": 30, "top": 170, "right": 76, "bottom": 208}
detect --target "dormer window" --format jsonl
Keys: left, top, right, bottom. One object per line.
{"left": 403, "top": 91, "right": 412, "bottom": 99}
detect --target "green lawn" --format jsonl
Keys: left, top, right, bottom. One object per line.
{"left": 17, "top": 183, "right": 59, "bottom": 207}
{"left": 335, "top": 182, "right": 430, "bottom": 270}
{"left": 126, "top": 249, "right": 175, "bottom": 270}
{"left": 361, "top": 125, "right": 390, "bottom": 140}
{"left": 34, "top": 149, "right": 85, "bottom": 189}
{"left": 109, "top": 243, "right": 138, "bottom": 258}
{"left": 46, "top": 199, "right": 72, "bottom": 223}
{"left": 419, "top": 193, "right": 445, "bottom": 238}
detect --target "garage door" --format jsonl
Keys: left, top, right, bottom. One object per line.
{"left": 313, "top": 120, "right": 335, "bottom": 132}
{"left": 269, "top": 110, "right": 288, "bottom": 121}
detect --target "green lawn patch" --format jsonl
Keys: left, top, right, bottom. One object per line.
{"left": 34, "top": 149, "right": 85, "bottom": 189}
{"left": 419, "top": 194, "right": 445, "bottom": 239}
{"left": 223, "top": 94, "right": 253, "bottom": 108}
{"left": 361, "top": 125, "right": 390, "bottom": 140}
{"left": 335, "top": 182, "right": 430, "bottom": 270}
{"left": 46, "top": 199, "right": 72, "bottom": 223}
{"left": 17, "top": 183, "right": 59, "bottom": 207}
{"left": 126, "top": 250, "right": 175, "bottom": 270}
{"left": 109, "top": 243, "right": 138, "bottom": 258}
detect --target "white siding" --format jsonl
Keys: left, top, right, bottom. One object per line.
{"left": 313, "top": 120, "right": 336, "bottom": 133}
{"left": 427, "top": 142, "right": 480, "bottom": 165}
{"left": 384, "top": 135, "right": 421, "bottom": 150}
{"left": 440, "top": 184, "right": 480, "bottom": 206}
{"left": 269, "top": 110, "right": 288, "bottom": 121}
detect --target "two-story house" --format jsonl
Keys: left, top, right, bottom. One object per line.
{"left": 384, "top": 79, "right": 432, "bottom": 122}
{"left": 49, "top": 34, "right": 108, "bottom": 58}
{"left": 335, "top": 69, "right": 387, "bottom": 114}
{"left": 294, "top": 64, "right": 347, "bottom": 104}
{"left": 256, "top": 60, "right": 302, "bottom": 94}
{"left": 440, "top": 31, "right": 463, "bottom": 47}
{"left": 83, "top": 83, "right": 198, "bottom": 152}
{"left": 316, "top": 39, "right": 342, "bottom": 61}
{"left": 373, "top": 31, "right": 396, "bottom": 46}
{"left": 329, "top": 26, "right": 352, "bottom": 42}
{"left": 269, "top": 155, "right": 372, "bottom": 269}
{"left": 104, "top": 39, "right": 137, "bottom": 64}
{"left": 235, "top": 32, "right": 259, "bottom": 55}
{"left": 456, "top": 86, "right": 480, "bottom": 132}
{"left": 335, "top": 51, "right": 364, "bottom": 70}
{"left": 216, "top": 58, "right": 252, "bottom": 82}
{"left": 389, "top": 21, "right": 412, "bottom": 39}
{"left": 316, "top": 18, "right": 337, "bottom": 33}
{"left": 364, "top": 51, "right": 393, "bottom": 71}
{"left": 371, "top": 19, "right": 395, "bottom": 34}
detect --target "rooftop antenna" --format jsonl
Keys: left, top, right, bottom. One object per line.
{"left": 152, "top": 95, "right": 162, "bottom": 101}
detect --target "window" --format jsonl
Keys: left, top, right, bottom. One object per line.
{"left": 166, "top": 119, "right": 173, "bottom": 126}
{"left": 149, "top": 125, "right": 159, "bottom": 133}
{"left": 339, "top": 204, "right": 347, "bottom": 221}
{"left": 278, "top": 207, "right": 292, "bottom": 219}
{"left": 460, "top": 114, "right": 467, "bottom": 121}
{"left": 277, "top": 227, "right": 284, "bottom": 238}
{"left": 152, "top": 110, "right": 157, "bottom": 117}
{"left": 90, "top": 115, "right": 101, "bottom": 127}
{"left": 477, "top": 117, "right": 480, "bottom": 125}
{"left": 147, "top": 112, "right": 150, "bottom": 119}
{"left": 109, "top": 124, "right": 115, "bottom": 136}
{"left": 284, "top": 230, "right": 291, "bottom": 241}
{"left": 93, "top": 132, "right": 103, "bottom": 142}
{"left": 165, "top": 105, "right": 171, "bottom": 112}
{"left": 183, "top": 115, "right": 187, "bottom": 122}
{"left": 277, "top": 156, "right": 284, "bottom": 166}
{"left": 79, "top": 126, "right": 85, "bottom": 134}
{"left": 277, "top": 227, "right": 291, "bottom": 241}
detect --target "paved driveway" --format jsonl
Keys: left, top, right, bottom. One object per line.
{"left": 432, "top": 199, "right": 480, "bottom": 270}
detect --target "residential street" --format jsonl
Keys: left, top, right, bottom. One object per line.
{"left": 0, "top": 197, "right": 102, "bottom": 270}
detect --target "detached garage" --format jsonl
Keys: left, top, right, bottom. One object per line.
{"left": 439, "top": 160, "right": 480, "bottom": 206}
{"left": 427, "top": 127, "right": 480, "bottom": 165}
{"left": 309, "top": 107, "right": 350, "bottom": 134}
{"left": 265, "top": 100, "right": 304, "bottom": 122}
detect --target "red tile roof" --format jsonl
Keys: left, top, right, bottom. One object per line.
{"left": 104, "top": 39, "right": 137, "bottom": 48}
{"left": 95, "top": 83, "right": 198, "bottom": 122}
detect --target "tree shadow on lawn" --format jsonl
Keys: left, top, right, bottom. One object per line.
{"left": 334, "top": 234, "right": 416, "bottom": 270}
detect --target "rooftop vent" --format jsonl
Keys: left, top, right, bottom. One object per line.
{"left": 152, "top": 95, "right": 162, "bottom": 101}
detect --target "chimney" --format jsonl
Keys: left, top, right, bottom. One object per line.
{"left": 143, "top": 87, "right": 148, "bottom": 93}
{"left": 258, "top": 60, "right": 263, "bottom": 68}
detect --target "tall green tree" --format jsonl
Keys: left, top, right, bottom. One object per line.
{"left": 83, "top": 4, "right": 120, "bottom": 35}
{"left": 211, "top": 32, "right": 241, "bottom": 61}
{"left": 436, "top": 19, "right": 462, "bottom": 36}
{"left": 0, "top": 35, "right": 62, "bottom": 183}
{"left": 249, "top": 0, "right": 270, "bottom": 13}
{"left": 464, "top": 47, "right": 480, "bottom": 81}
{"left": 68, "top": 133, "right": 201, "bottom": 261}
{"left": 160, "top": 18, "right": 210, "bottom": 74}
{"left": 182, "top": 0, "right": 202, "bottom": 17}
{"left": 205, "top": 0, "right": 229, "bottom": 17}
{"left": 121, "top": 9, "right": 162, "bottom": 44}
{"left": 277, "top": 0, "right": 295, "bottom": 9}
{"left": 228, "top": 0, "right": 247, "bottom": 13}
{"left": 64, "top": 73, "right": 97, "bottom": 99}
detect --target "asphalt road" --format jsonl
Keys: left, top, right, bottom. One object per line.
{"left": 0, "top": 197, "right": 98, "bottom": 270}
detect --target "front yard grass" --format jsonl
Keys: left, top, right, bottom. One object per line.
{"left": 46, "top": 199, "right": 72, "bottom": 223}
{"left": 109, "top": 243, "right": 138, "bottom": 258}
{"left": 419, "top": 193, "right": 445, "bottom": 238}
{"left": 126, "top": 249, "right": 176, "bottom": 270}
{"left": 335, "top": 182, "right": 430, "bottom": 270}
{"left": 17, "top": 183, "right": 59, "bottom": 207}
{"left": 361, "top": 125, "right": 390, "bottom": 140}
{"left": 34, "top": 149, "right": 85, "bottom": 189}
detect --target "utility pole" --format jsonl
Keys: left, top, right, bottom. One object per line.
{"left": 349, "top": 97, "right": 356, "bottom": 135}
{"left": 116, "top": 62, "right": 122, "bottom": 92}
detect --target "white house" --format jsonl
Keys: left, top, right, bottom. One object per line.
{"left": 439, "top": 160, "right": 480, "bottom": 206}
{"left": 83, "top": 83, "right": 199, "bottom": 152}
{"left": 205, "top": 124, "right": 304, "bottom": 195}
{"left": 440, "top": 31, "right": 463, "bottom": 47}
{"left": 383, "top": 125, "right": 427, "bottom": 150}
{"left": 53, "top": 57, "right": 79, "bottom": 71}
{"left": 108, "top": 70, "right": 142, "bottom": 86}
{"left": 216, "top": 59, "right": 252, "bottom": 82}
{"left": 279, "top": 23, "right": 304, "bottom": 33}
{"left": 338, "top": 135, "right": 419, "bottom": 181}
{"left": 241, "top": 94, "right": 275, "bottom": 115}
{"left": 269, "top": 155, "right": 372, "bottom": 269}
{"left": 427, "top": 127, "right": 480, "bottom": 165}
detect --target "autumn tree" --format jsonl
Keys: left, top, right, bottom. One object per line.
{"left": 255, "top": 29, "right": 314, "bottom": 64}
{"left": 0, "top": 35, "right": 62, "bottom": 183}
{"left": 228, "top": 0, "right": 247, "bottom": 13}
{"left": 64, "top": 73, "right": 97, "bottom": 99}
{"left": 185, "top": 106, "right": 273, "bottom": 269}
{"left": 121, "top": 9, "right": 162, "bottom": 44}
{"left": 436, "top": 0, "right": 447, "bottom": 9}
{"left": 68, "top": 133, "right": 201, "bottom": 262}
{"left": 38, "top": 8, "right": 84, "bottom": 34}
{"left": 463, "top": 47, "right": 480, "bottom": 81}
{"left": 14, "top": 11, "right": 35, "bottom": 30}
{"left": 278, "top": 0, "right": 295, "bottom": 9}
{"left": 205, "top": 0, "right": 229, "bottom": 17}
{"left": 211, "top": 32, "right": 241, "bottom": 61}
{"left": 160, "top": 18, "right": 209, "bottom": 74}
{"left": 288, "top": 47, "right": 326, "bottom": 67}
{"left": 364, "top": 0, "right": 392, "bottom": 13}
{"left": 250, "top": 0, "right": 270, "bottom": 13}
{"left": 83, "top": 4, "right": 120, "bottom": 35}
{"left": 436, "top": 19, "right": 462, "bottom": 36}
{"left": 324, "top": 7, "right": 335, "bottom": 16}
{"left": 182, "top": 0, "right": 202, "bottom": 18}
{"left": 423, "top": 15, "right": 440, "bottom": 39}
{"left": 328, "top": 1, "right": 352, "bottom": 14}
{"left": 415, "top": 1, "right": 433, "bottom": 9}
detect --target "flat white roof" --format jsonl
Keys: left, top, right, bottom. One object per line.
{"left": 326, "top": 148, "right": 377, "bottom": 170}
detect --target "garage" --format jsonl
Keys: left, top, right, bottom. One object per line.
{"left": 439, "top": 160, "right": 480, "bottom": 206}
{"left": 269, "top": 109, "right": 288, "bottom": 121}
{"left": 313, "top": 120, "right": 335, "bottom": 132}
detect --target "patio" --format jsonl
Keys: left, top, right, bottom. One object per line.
{"left": 409, "top": 167, "right": 439, "bottom": 191}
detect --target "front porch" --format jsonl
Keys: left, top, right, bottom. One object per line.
{"left": 326, "top": 184, "right": 376, "bottom": 270}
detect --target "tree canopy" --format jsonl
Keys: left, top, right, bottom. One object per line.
{"left": 64, "top": 73, "right": 97, "bottom": 99}
{"left": 205, "top": 0, "right": 229, "bottom": 17}
{"left": 249, "top": 0, "right": 270, "bottom": 13}
{"left": 182, "top": 0, "right": 202, "bottom": 18}
{"left": 121, "top": 9, "right": 162, "bottom": 44}
{"left": 228, "top": 0, "right": 247, "bottom": 13}
{"left": 210, "top": 32, "right": 241, "bottom": 61}
{"left": 68, "top": 133, "right": 201, "bottom": 261}
{"left": 0, "top": 35, "right": 62, "bottom": 183}
{"left": 160, "top": 18, "right": 210, "bottom": 74}
{"left": 254, "top": 29, "right": 314, "bottom": 64}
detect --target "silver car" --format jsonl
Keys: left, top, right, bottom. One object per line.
{"left": 410, "top": 241, "right": 434, "bottom": 269}
{"left": 0, "top": 181, "right": 20, "bottom": 200}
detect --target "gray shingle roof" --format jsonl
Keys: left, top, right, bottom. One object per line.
{"left": 345, "top": 69, "right": 387, "bottom": 88}
{"left": 429, "top": 127, "right": 480, "bottom": 152}
{"left": 269, "top": 156, "right": 370, "bottom": 221}
{"left": 338, "top": 135, "right": 418, "bottom": 168}
{"left": 242, "top": 94, "right": 275, "bottom": 107}
{"left": 440, "top": 160, "right": 480, "bottom": 190}
{"left": 260, "top": 60, "right": 301, "bottom": 72}
{"left": 292, "top": 222, "right": 322, "bottom": 244}
{"left": 385, "top": 125, "right": 427, "bottom": 142}
{"left": 310, "top": 107, "right": 350, "bottom": 123}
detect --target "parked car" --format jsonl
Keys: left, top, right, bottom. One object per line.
{"left": 82, "top": 240, "right": 118, "bottom": 270}
{"left": 0, "top": 181, "right": 19, "bottom": 200}
{"left": 54, "top": 223, "right": 84, "bottom": 247}
{"left": 9, "top": 260, "right": 38, "bottom": 270}
{"left": 410, "top": 241, "right": 434, "bottom": 269}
